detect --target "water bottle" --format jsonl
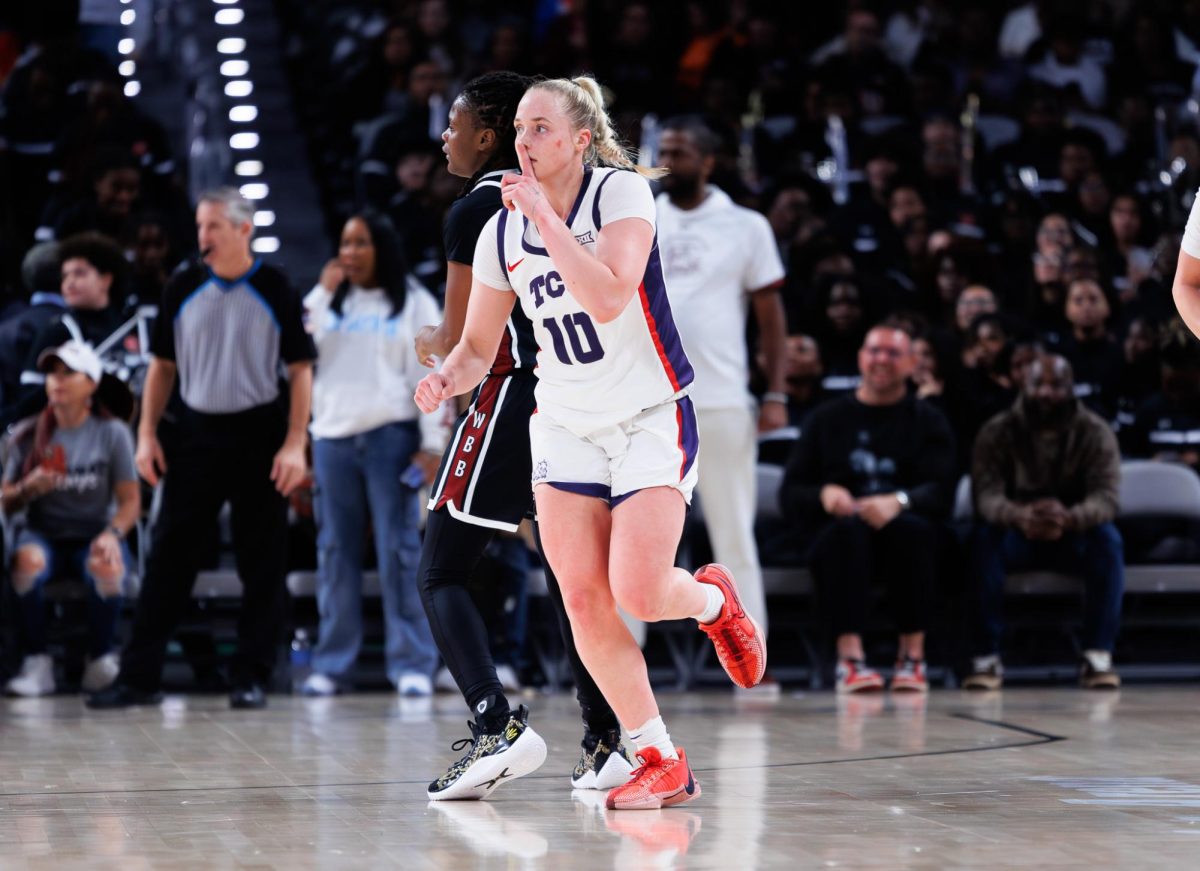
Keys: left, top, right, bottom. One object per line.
{"left": 290, "top": 628, "right": 312, "bottom": 694}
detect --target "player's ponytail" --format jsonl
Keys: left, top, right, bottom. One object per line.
{"left": 530, "top": 75, "right": 667, "bottom": 180}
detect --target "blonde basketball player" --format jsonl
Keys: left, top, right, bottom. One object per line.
{"left": 415, "top": 75, "right": 766, "bottom": 810}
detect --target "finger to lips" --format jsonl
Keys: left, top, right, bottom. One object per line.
{"left": 516, "top": 143, "right": 536, "bottom": 179}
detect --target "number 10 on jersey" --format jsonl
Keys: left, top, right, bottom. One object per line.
{"left": 543, "top": 313, "right": 604, "bottom": 365}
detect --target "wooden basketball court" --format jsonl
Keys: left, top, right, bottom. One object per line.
{"left": 2, "top": 687, "right": 1198, "bottom": 867}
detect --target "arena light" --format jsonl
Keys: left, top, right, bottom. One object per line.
{"left": 253, "top": 210, "right": 275, "bottom": 227}
{"left": 215, "top": 9, "right": 244, "bottom": 24}
{"left": 119, "top": 60, "right": 135, "bottom": 76}
{"left": 224, "top": 80, "right": 254, "bottom": 98}
{"left": 217, "top": 38, "right": 246, "bottom": 54}
{"left": 120, "top": 9, "right": 136, "bottom": 25}
{"left": 124, "top": 81, "right": 141, "bottom": 97}
{"left": 213, "top": 0, "right": 239, "bottom": 4}
{"left": 118, "top": 38, "right": 135, "bottom": 55}
{"left": 220, "top": 60, "right": 249, "bottom": 77}
{"left": 235, "top": 160, "right": 264, "bottom": 176}
{"left": 229, "top": 105, "right": 258, "bottom": 122}
{"left": 229, "top": 132, "right": 260, "bottom": 149}
{"left": 240, "top": 183, "right": 269, "bottom": 200}
{"left": 252, "top": 237, "right": 280, "bottom": 253}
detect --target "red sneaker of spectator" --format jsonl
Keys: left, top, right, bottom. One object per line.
{"left": 694, "top": 564, "right": 766, "bottom": 689}
{"left": 836, "top": 659, "right": 884, "bottom": 694}
{"left": 605, "top": 747, "right": 700, "bottom": 811}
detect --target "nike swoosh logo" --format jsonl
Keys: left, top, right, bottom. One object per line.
{"left": 685, "top": 772, "right": 696, "bottom": 795}
{"left": 507, "top": 258, "right": 524, "bottom": 272}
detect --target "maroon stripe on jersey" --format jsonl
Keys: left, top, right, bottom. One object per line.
{"left": 432, "top": 376, "right": 504, "bottom": 514}
{"left": 490, "top": 323, "right": 515, "bottom": 374}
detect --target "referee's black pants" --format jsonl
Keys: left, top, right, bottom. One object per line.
{"left": 120, "top": 403, "right": 288, "bottom": 691}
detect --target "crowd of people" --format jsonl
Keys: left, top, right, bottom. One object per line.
{"left": 4, "top": 3, "right": 1200, "bottom": 725}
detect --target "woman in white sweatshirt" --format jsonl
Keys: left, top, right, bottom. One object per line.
{"left": 303, "top": 211, "right": 445, "bottom": 696}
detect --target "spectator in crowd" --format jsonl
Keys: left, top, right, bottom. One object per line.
{"left": 1122, "top": 321, "right": 1200, "bottom": 469}
{"left": 782, "top": 325, "right": 956, "bottom": 694}
{"left": 655, "top": 115, "right": 788, "bottom": 659}
{"left": 40, "top": 145, "right": 142, "bottom": 243}
{"left": 0, "top": 243, "right": 66, "bottom": 408}
{"left": 1, "top": 232, "right": 130, "bottom": 429}
{"left": 1059, "top": 278, "right": 1122, "bottom": 421}
{"left": 1115, "top": 317, "right": 1162, "bottom": 436}
{"left": 966, "top": 354, "right": 1124, "bottom": 690}
{"left": 776, "top": 333, "right": 826, "bottom": 428}
{"left": 2, "top": 340, "right": 138, "bottom": 696}
{"left": 1108, "top": 192, "right": 1155, "bottom": 306}
{"left": 811, "top": 272, "right": 869, "bottom": 396}
{"left": 89, "top": 188, "right": 315, "bottom": 710}
{"left": 124, "top": 211, "right": 180, "bottom": 307}
{"left": 301, "top": 212, "right": 443, "bottom": 696}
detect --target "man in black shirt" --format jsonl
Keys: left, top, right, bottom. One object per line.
{"left": 89, "top": 187, "right": 315, "bottom": 710}
{"left": 783, "top": 325, "right": 956, "bottom": 693}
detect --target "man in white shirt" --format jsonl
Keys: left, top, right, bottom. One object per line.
{"left": 655, "top": 117, "right": 788, "bottom": 648}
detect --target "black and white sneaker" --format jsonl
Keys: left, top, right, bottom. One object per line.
{"left": 570, "top": 729, "right": 634, "bottom": 790}
{"left": 427, "top": 705, "right": 547, "bottom": 801}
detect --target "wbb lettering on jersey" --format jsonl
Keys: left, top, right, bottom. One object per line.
{"left": 529, "top": 270, "right": 566, "bottom": 308}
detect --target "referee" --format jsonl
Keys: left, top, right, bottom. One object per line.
{"left": 89, "top": 188, "right": 316, "bottom": 709}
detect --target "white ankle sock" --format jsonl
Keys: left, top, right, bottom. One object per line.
{"left": 693, "top": 584, "right": 724, "bottom": 625}
{"left": 629, "top": 716, "right": 678, "bottom": 760}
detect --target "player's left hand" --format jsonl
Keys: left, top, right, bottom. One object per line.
{"left": 501, "top": 144, "right": 547, "bottom": 216}
{"left": 415, "top": 372, "right": 456, "bottom": 414}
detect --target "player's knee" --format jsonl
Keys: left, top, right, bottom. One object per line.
{"left": 560, "top": 582, "right": 612, "bottom": 627}
{"left": 11, "top": 546, "right": 47, "bottom": 594}
{"left": 612, "top": 582, "right": 667, "bottom": 623}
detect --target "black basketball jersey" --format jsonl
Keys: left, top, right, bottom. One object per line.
{"left": 444, "top": 170, "right": 539, "bottom": 376}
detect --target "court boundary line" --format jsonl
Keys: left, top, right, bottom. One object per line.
{"left": 0, "top": 712, "right": 1066, "bottom": 799}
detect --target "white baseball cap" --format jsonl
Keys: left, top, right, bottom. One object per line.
{"left": 37, "top": 340, "right": 103, "bottom": 383}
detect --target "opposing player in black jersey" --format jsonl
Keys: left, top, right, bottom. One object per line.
{"left": 414, "top": 72, "right": 632, "bottom": 800}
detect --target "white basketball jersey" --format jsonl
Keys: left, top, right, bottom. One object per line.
{"left": 473, "top": 167, "right": 694, "bottom": 434}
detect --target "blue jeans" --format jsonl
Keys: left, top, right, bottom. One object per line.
{"left": 312, "top": 421, "right": 437, "bottom": 683}
{"left": 12, "top": 529, "right": 132, "bottom": 658}
{"left": 970, "top": 521, "right": 1125, "bottom": 655}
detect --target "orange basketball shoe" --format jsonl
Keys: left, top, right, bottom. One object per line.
{"left": 695, "top": 564, "right": 767, "bottom": 688}
{"left": 605, "top": 747, "right": 700, "bottom": 811}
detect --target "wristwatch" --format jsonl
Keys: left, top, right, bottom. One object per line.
{"left": 108, "top": 524, "right": 125, "bottom": 540}
{"left": 895, "top": 490, "right": 910, "bottom": 510}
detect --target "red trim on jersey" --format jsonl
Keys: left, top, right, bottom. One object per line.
{"left": 638, "top": 281, "right": 682, "bottom": 392}
{"left": 432, "top": 375, "right": 504, "bottom": 513}
{"left": 490, "top": 325, "right": 515, "bottom": 375}
{"left": 674, "top": 402, "right": 687, "bottom": 479}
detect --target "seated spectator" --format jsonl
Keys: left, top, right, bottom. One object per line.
{"left": 966, "top": 354, "right": 1124, "bottom": 691}
{"left": 0, "top": 243, "right": 66, "bottom": 408}
{"left": 1057, "top": 278, "right": 1123, "bottom": 421}
{"left": 1115, "top": 316, "right": 1160, "bottom": 433}
{"left": 1108, "top": 192, "right": 1155, "bottom": 306}
{"left": 1, "top": 341, "right": 139, "bottom": 696}
{"left": 782, "top": 325, "right": 956, "bottom": 694}
{"left": 954, "top": 285, "right": 998, "bottom": 358}
{"left": 774, "top": 333, "right": 827, "bottom": 429}
{"left": 811, "top": 273, "right": 868, "bottom": 396}
{"left": 0, "top": 233, "right": 131, "bottom": 429}
{"left": 1122, "top": 321, "right": 1200, "bottom": 470}
{"left": 40, "top": 145, "right": 142, "bottom": 243}
{"left": 302, "top": 212, "right": 444, "bottom": 696}
{"left": 124, "top": 211, "right": 182, "bottom": 307}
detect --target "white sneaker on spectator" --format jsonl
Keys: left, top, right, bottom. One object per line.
{"left": 302, "top": 673, "right": 338, "bottom": 696}
{"left": 398, "top": 673, "right": 433, "bottom": 697}
{"left": 6, "top": 654, "right": 55, "bottom": 697}
{"left": 434, "top": 666, "right": 457, "bottom": 693}
{"left": 495, "top": 664, "right": 522, "bottom": 693}
{"left": 81, "top": 653, "right": 120, "bottom": 693}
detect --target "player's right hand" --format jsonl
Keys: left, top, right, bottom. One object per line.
{"left": 414, "top": 325, "right": 439, "bottom": 368}
{"left": 415, "top": 372, "right": 455, "bottom": 413}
